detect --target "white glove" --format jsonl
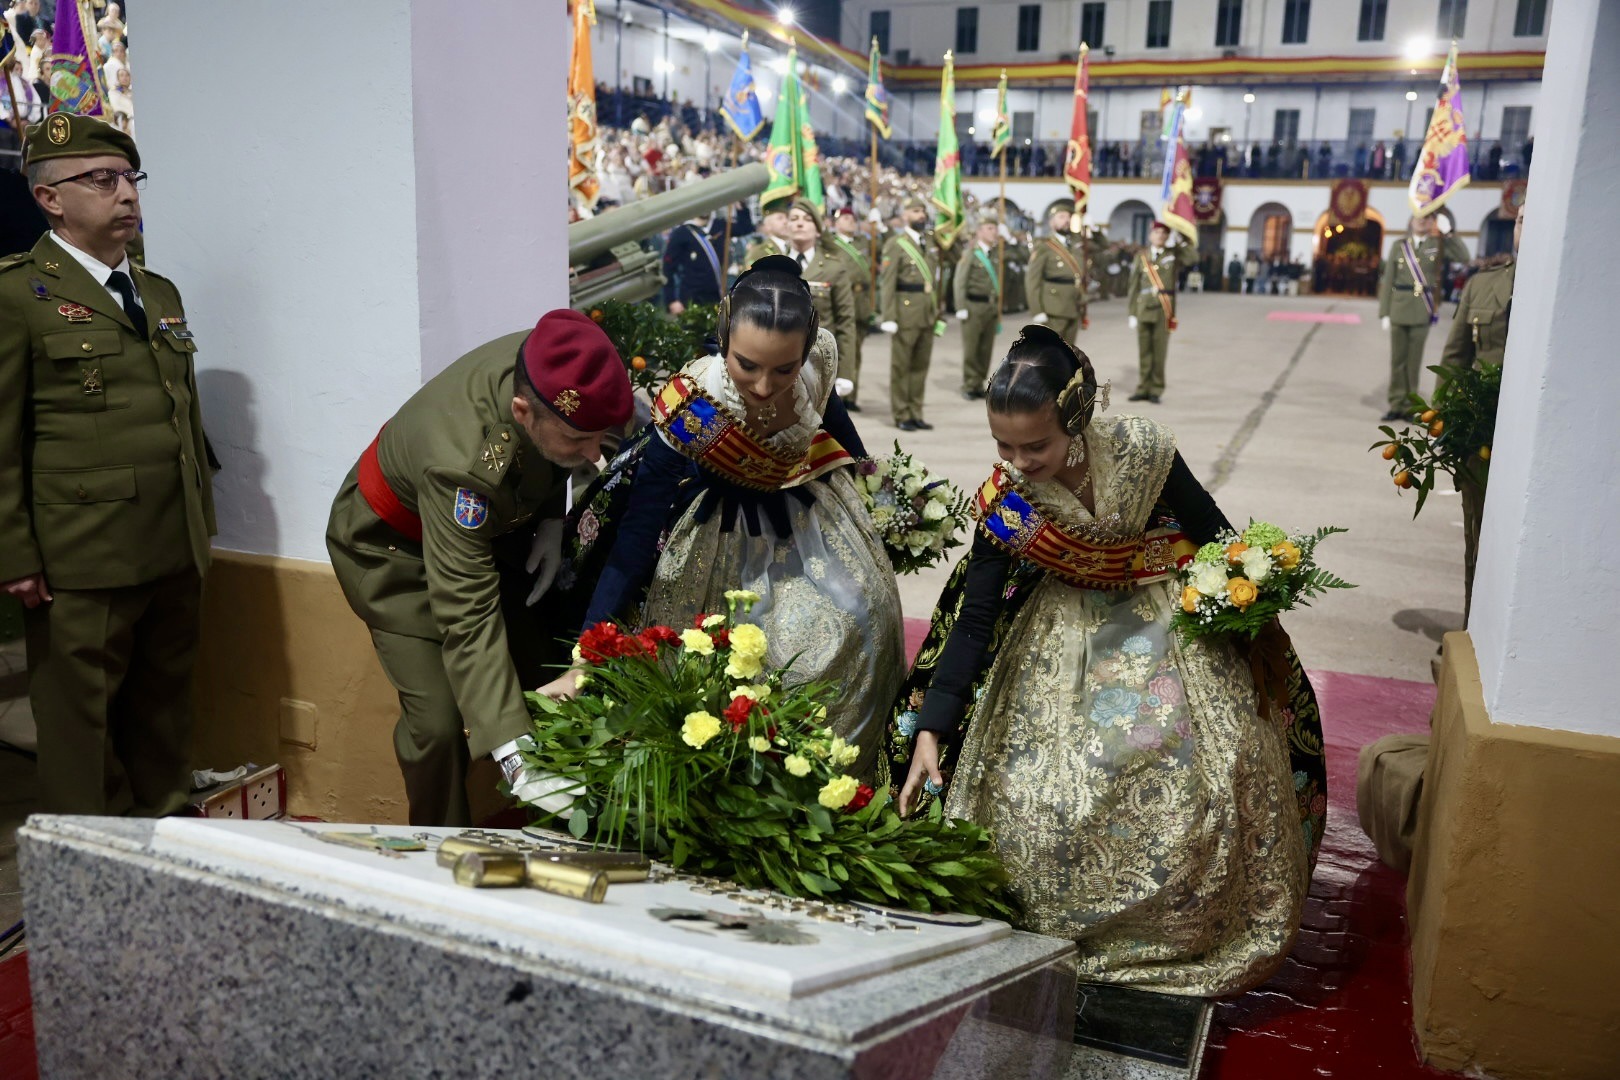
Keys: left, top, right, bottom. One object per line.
{"left": 1031, "top": 312, "right": 1050, "bottom": 324}
{"left": 1436, "top": 215, "right": 1452, "bottom": 235}
{"left": 955, "top": 309, "right": 969, "bottom": 321}
{"left": 867, "top": 207, "right": 883, "bottom": 223}
{"left": 524, "top": 518, "right": 566, "bottom": 606}
{"left": 1128, "top": 315, "right": 1139, "bottom": 330}
{"left": 879, "top": 320, "right": 899, "bottom": 334}
{"left": 497, "top": 739, "right": 582, "bottom": 815}
{"left": 1381, "top": 316, "right": 1392, "bottom": 331}
{"left": 998, "top": 223, "right": 1013, "bottom": 242}
{"left": 834, "top": 377, "right": 855, "bottom": 398}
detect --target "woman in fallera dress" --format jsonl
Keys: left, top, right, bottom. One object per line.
{"left": 549, "top": 256, "right": 904, "bottom": 774}
{"left": 889, "top": 325, "right": 1326, "bottom": 995}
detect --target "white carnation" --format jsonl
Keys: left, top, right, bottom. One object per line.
{"left": 922, "top": 500, "right": 948, "bottom": 522}
{"left": 1237, "top": 546, "right": 1274, "bottom": 584}
{"left": 1190, "top": 562, "right": 1229, "bottom": 597}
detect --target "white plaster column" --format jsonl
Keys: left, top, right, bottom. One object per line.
{"left": 131, "top": 0, "right": 567, "bottom": 563}
{"left": 1469, "top": 0, "right": 1620, "bottom": 737}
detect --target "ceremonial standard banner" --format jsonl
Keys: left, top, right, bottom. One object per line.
{"left": 1062, "top": 44, "right": 1092, "bottom": 218}
{"left": 863, "top": 37, "right": 890, "bottom": 140}
{"left": 1329, "top": 178, "right": 1369, "bottom": 228}
{"left": 762, "top": 46, "right": 810, "bottom": 206}
{"left": 1408, "top": 43, "right": 1472, "bottom": 216}
{"left": 568, "top": 0, "right": 600, "bottom": 213}
{"left": 47, "top": 0, "right": 104, "bottom": 115}
{"left": 930, "top": 51, "right": 964, "bottom": 246}
{"left": 1158, "top": 89, "right": 1197, "bottom": 244}
{"left": 1191, "top": 177, "right": 1221, "bottom": 224}
{"left": 721, "top": 34, "right": 765, "bottom": 141}
{"left": 799, "top": 83, "right": 825, "bottom": 210}
{"left": 990, "top": 69, "right": 1011, "bottom": 160}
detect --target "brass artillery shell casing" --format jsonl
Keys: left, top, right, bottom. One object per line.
{"left": 524, "top": 857, "right": 610, "bottom": 903}
{"left": 453, "top": 852, "right": 527, "bottom": 888}
{"left": 533, "top": 851, "right": 651, "bottom": 883}
{"left": 436, "top": 837, "right": 505, "bottom": 869}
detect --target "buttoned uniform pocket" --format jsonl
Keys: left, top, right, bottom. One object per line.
{"left": 41, "top": 328, "right": 128, "bottom": 411}
{"left": 29, "top": 465, "right": 139, "bottom": 566}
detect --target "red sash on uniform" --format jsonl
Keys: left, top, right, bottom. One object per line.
{"left": 357, "top": 428, "right": 424, "bottom": 542}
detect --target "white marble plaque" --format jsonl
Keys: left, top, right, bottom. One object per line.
{"left": 149, "top": 820, "right": 1010, "bottom": 1001}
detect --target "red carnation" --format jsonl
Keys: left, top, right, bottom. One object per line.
{"left": 637, "top": 625, "right": 680, "bottom": 653}
{"left": 724, "top": 696, "right": 754, "bottom": 731}
{"left": 693, "top": 613, "right": 714, "bottom": 629}
{"left": 845, "top": 784, "right": 875, "bottom": 813}
{"left": 578, "top": 622, "right": 625, "bottom": 663}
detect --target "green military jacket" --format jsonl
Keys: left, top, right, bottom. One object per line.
{"left": 1025, "top": 233, "right": 1089, "bottom": 322}
{"left": 878, "top": 230, "right": 942, "bottom": 330}
{"left": 1378, "top": 234, "right": 1472, "bottom": 326}
{"left": 326, "top": 331, "right": 571, "bottom": 759}
{"left": 1442, "top": 257, "right": 1515, "bottom": 369}
{"left": 794, "top": 243, "right": 858, "bottom": 380}
{"left": 952, "top": 243, "right": 1002, "bottom": 315}
{"left": 0, "top": 233, "right": 215, "bottom": 589}
{"left": 1125, "top": 242, "right": 1197, "bottom": 323}
{"left": 827, "top": 233, "right": 874, "bottom": 325}
{"left": 743, "top": 236, "right": 788, "bottom": 270}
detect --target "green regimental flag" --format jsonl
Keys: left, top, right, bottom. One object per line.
{"left": 799, "top": 83, "right": 826, "bottom": 210}
{"left": 864, "top": 37, "right": 891, "bottom": 139}
{"left": 931, "top": 51, "right": 965, "bottom": 246}
{"left": 762, "top": 46, "right": 807, "bottom": 206}
{"left": 990, "top": 69, "right": 1012, "bottom": 159}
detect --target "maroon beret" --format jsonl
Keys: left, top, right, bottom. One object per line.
{"left": 834, "top": 206, "right": 855, "bottom": 219}
{"left": 522, "top": 309, "right": 633, "bottom": 431}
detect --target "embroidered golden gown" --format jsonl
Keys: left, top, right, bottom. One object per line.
{"left": 890, "top": 415, "right": 1312, "bottom": 995}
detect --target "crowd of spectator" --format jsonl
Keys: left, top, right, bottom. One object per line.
{"left": 2, "top": 0, "right": 133, "bottom": 135}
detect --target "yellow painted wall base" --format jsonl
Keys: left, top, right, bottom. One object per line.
{"left": 191, "top": 550, "right": 508, "bottom": 824}
{"left": 1407, "top": 632, "right": 1620, "bottom": 1080}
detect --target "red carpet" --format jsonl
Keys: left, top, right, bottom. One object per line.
{"left": 0, "top": 952, "right": 36, "bottom": 1080}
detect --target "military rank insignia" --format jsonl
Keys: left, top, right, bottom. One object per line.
{"left": 453, "top": 488, "right": 489, "bottom": 530}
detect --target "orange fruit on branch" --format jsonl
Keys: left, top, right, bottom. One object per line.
{"left": 1393, "top": 471, "right": 1413, "bottom": 489}
{"left": 1381, "top": 444, "right": 1398, "bottom": 460}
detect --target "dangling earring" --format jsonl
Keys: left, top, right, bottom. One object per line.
{"left": 1066, "top": 435, "right": 1086, "bottom": 468}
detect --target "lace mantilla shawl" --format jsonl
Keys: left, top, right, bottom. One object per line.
{"left": 1000, "top": 415, "right": 1177, "bottom": 538}
{"left": 669, "top": 327, "right": 839, "bottom": 461}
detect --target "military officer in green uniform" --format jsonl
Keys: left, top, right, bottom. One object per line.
{"left": 743, "top": 200, "right": 791, "bottom": 268}
{"left": 1125, "top": 221, "right": 1197, "bottom": 403}
{"left": 1440, "top": 202, "right": 1521, "bottom": 621}
{"left": 952, "top": 216, "right": 1002, "bottom": 400}
{"left": 0, "top": 114, "right": 215, "bottom": 815}
{"left": 878, "top": 198, "right": 943, "bottom": 431}
{"left": 1377, "top": 213, "right": 1471, "bottom": 421}
{"left": 828, "top": 206, "right": 873, "bottom": 409}
{"left": 784, "top": 198, "right": 858, "bottom": 399}
{"left": 326, "top": 310, "right": 632, "bottom": 826}
{"left": 1025, "top": 199, "right": 1089, "bottom": 344}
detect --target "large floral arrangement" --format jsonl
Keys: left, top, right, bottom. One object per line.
{"left": 518, "top": 591, "right": 1015, "bottom": 918}
{"left": 1370, "top": 362, "right": 1499, "bottom": 516}
{"left": 1173, "top": 521, "right": 1353, "bottom": 641}
{"left": 856, "top": 444, "right": 971, "bottom": 575}
{"left": 586, "top": 299, "right": 719, "bottom": 393}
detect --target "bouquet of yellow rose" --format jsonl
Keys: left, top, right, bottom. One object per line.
{"left": 517, "top": 590, "right": 1015, "bottom": 917}
{"left": 1172, "top": 522, "right": 1353, "bottom": 641}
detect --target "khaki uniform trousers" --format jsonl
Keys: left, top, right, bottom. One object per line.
{"left": 1388, "top": 323, "right": 1432, "bottom": 412}
{"left": 25, "top": 567, "right": 203, "bottom": 816}
{"left": 1136, "top": 319, "right": 1171, "bottom": 397}
{"left": 1047, "top": 316, "right": 1080, "bottom": 344}
{"left": 960, "top": 310, "right": 998, "bottom": 394}
{"left": 889, "top": 326, "right": 935, "bottom": 424}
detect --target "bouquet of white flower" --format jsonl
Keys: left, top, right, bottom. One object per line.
{"left": 856, "top": 444, "right": 971, "bottom": 575}
{"left": 1173, "top": 521, "right": 1353, "bottom": 641}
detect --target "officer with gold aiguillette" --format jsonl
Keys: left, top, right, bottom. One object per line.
{"left": 1025, "top": 199, "right": 1089, "bottom": 344}
{"left": 1377, "top": 213, "right": 1470, "bottom": 421}
{"left": 326, "top": 311, "right": 632, "bottom": 826}
{"left": 0, "top": 113, "right": 216, "bottom": 815}
{"left": 1125, "top": 221, "right": 1196, "bottom": 404}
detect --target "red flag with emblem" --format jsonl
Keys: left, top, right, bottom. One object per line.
{"left": 1062, "top": 44, "right": 1091, "bottom": 220}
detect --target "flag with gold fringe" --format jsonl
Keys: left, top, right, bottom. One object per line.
{"left": 721, "top": 32, "right": 765, "bottom": 141}
{"left": 799, "top": 82, "right": 825, "bottom": 210}
{"left": 1062, "top": 45, "right": 1091, "bottom": 217}
{"left": 568, "top": 0, "right": 600, "bottom": 213}
{"left": 863, "top": 37, "right": 891, "bottom": 139}
{"left": 990, "top": 70, "right": 1011, "bottom": 159}
{"left": 1408, "top": 43, "right": 1472, "bottom": 216}
{"left": 762, "top": 45, "right": 809, "bottom": 207}
{"left": 1158, "top": 88, "right": 1198, "bottom": 244}
{"left": 47, "top": 0, "right": 104, "bottom": 115}
{"left": 930, "top": 51, "right": 964, "bottom": 246}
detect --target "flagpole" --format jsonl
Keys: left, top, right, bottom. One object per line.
{"left": 868, "top": 124, "right": 880, "bottom": 293}
{"left": 996, "top": 144, "right": 1007, "bottom": 329}
{"left": 721, "top": 136, "right": 737, "bottom": 285}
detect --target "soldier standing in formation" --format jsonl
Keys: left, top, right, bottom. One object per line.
{"left": 1, "top": 114, "right": 215, "bottom": 815}
{"left": 1125, "top": 221, "right": 1197, "bottom": 403}
{"left": 1441, "top": 201, "right": 1521, "bottom": 620}
{"left": 1024, "top": 198, "right": 1089, "bottom": 344}
{"left": 827, "top": 207, "right": 873, "bottom": 410}
{"left": 662, "top": 212, "right": 725, "bottom": 315}
{"left": 953, "top": 216, "right": 1002, "bottom": 401}
{"left": 326, "top": 310, "right": 631, "bottom": 826}
{"left": 743, "top": 200, "right": 791, "bottom": 268}
{"left": 878, "top": 197, "right": 943, "bottom": 431}
{"left": 784, "top": 199, "right": 858, "bottom": 400}
{"left": 1377, "top": 213, "right": 1471, "bottom": 421}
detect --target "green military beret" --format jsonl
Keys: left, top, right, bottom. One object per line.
{"left": 1045, "top": 198, "right": 1076, "bottom": 218}
{"left": 788, "top": 197, "right": 822, "bottom": 231}
{"left": 761, "top": 198, "right": 792, "bottom": 217}
{"left": 904, "top": 196, "right": 929, "bottom": 212}
{"left": 23, "top": 112, "right": 140, "bottom": 171}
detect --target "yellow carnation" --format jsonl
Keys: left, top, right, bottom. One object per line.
{"left": 730, "top": 686, "right": 760, "bottom": 703}
{"left": 725, "top": 652, "right": 763, "bottom": 681}
{"left": 701, "top": 614, "right": 726, "bottom": 629}
{"left": 679, "top": 628, "right": 715, "bottom": 655}
{"left": 570, "top": 643, "right": 585, "bottom": 665}
{"left": 783, "top": 754, "right": 812, "bottom": 777}
{"left": 748, "top": 735, "right": 771, "bottom": 753}
{"left": 724, "top": 589, "right": 762, "bottom": 608}
{"left": 1271, "top": 540, "right": 1302, "bottom": 570}
{"left": 818, "top": 774, "right": 859, "bottom": 810}
{"left": 828, "top": 737, "right": 860, "bottom": 767}
{"left": 728, "top": 623, "right": 768, "bottom": 661}
{"left": 1227, "top": 576, "right": 1260, "bottom": 610}
{"left": 680, "top": 711, "right": 722, "bottom": 748}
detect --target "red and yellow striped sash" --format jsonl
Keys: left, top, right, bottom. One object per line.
{"left": 654, "top": 375, "right": 853, "bottom": 491}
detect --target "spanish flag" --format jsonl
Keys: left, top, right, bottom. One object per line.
{"left": 1157, "top": 88, "right": 1198, "bottom": 244}
{"left": 568, "top": 0, "right": 600, "bottom": 213}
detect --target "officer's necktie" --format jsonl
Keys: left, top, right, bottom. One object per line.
{"left": 105, "top": 269, "right": 148, "bottom": 338}
{"left": 798, "top": 252, "right": 810, "bottom": 273}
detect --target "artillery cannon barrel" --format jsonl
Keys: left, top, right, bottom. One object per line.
{"left": 567, "top": 163, "right": 769, "bottom": 267}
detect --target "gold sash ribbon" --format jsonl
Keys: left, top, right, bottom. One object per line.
{"left": 654, "top": 375, "right": 853, "bottom": 491}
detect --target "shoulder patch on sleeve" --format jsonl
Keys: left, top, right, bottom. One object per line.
{"left": 452, "top": 487, "right": 490, "bottom": 530}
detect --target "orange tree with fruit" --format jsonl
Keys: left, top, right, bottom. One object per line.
{"left": 586, "top": 300, "right": 718, "bottom": 393}
{"left": 1370, "top": 361, "right": 1500, "bottom": 515}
